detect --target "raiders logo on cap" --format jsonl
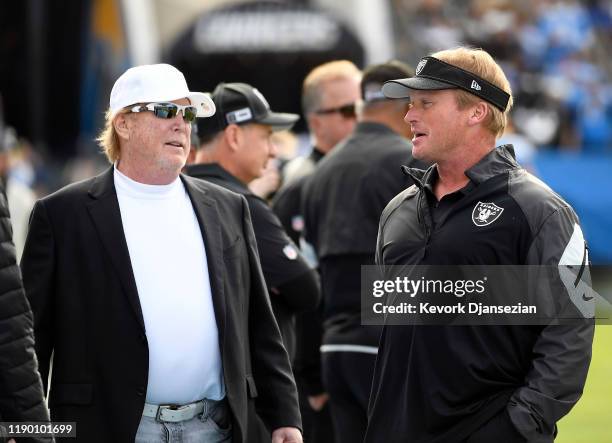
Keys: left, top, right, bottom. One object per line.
{"left": 472, "top": 202, "right": 504, "bottom": 227}
{"left": 416, "top": 59, "right": 427, "bottom": 75}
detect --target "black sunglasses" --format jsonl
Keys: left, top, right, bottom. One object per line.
{"left": 130, "top": 102, "right": 198, "bottom": 123}
{"left": 314, "top": 103, "right": 357, "bottom": 118}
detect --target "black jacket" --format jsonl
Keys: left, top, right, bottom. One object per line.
{"left": 0, "top": 186, "right": 50, "bottom": 443}
{"left": 273, "top": 148, "right": 325, "bottom": 245}
{"left": 302, "top": 122, "right": 422, "bottom": 347}
{"left": 366, "top": 145, "right": 594, "bottom": 443}
{"left": 272, "top": 150, "right": 327, "bottom": 396}
{"left": 186, "top": 163, "right": 320, "bottom": 360}
{"left": 20, "top": 168, "right": 301, "bottom": 442}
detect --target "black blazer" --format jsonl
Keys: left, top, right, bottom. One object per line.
{"left": 20, "top": 167, "right": 301, "bottom": 442}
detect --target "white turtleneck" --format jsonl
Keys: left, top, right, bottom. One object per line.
{"left": 114, "top": 166, "right": 224, "bottom": 404}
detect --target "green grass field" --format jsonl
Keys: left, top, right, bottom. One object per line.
{"left": 557, "top": 326, "right": 612, "bottom": 443}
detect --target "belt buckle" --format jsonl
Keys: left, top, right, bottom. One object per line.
{"left": 156, "top": 403, "right": 189, "bottom": 422}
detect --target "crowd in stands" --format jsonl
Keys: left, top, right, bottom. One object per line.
{"left": 391, "top": 0, "right": 612, "bottom": 152}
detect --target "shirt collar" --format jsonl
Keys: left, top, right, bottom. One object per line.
{"left": 184, "top": 163, "right": 251, "bottom": 195}
{"left": 310, "top": 148, "right": 325, "bottom": 163}
{"left": 464, "top": 144, "right": 519, "bottom": 184}
{"left": 402, "top": 144, "right": 520, "bottom": 189}
{"left": 422, "top": 166, "right": 474, "bottom": 201}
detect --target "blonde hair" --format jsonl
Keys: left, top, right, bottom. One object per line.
{"left": 432, "top": 47, "right": 513, "bottom": 138}
{"left": 97, "top": 108, "right": 129, "bottom": 163}
{"left": 302, "top": 60, "right": 361, "bottom": 114}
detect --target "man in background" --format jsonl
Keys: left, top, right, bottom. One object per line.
{"left": 186, "top": 82, "right": 320, "bottom": 362}
{"left": 301, "top": 60, "right": 421, "bottom": 443}
{"left": 272, "top": 60, "right": 362, "bottom": 443}
{"left": 0, "top": 110, "right": 50, "bottom": 441}
{"left": 0, "top": 98, "right": 36, "bottom": 261}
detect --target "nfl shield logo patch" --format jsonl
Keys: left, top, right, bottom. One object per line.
{"left": 291, "top": 215, "right": 304, "bottom": 232}
{"left": 472, "top": 202, "right": 504, "bottom": 227}
{"left": 283, "top": 244, "right": 298, "bottom": 260}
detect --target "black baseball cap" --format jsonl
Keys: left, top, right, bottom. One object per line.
{"left": 197, "top": 82, "right": 299, "bottom": 137}
{"left": 382, "top": 56, "right": 510, "bottom": 111}
{"left": 361, "top": 60, "right": 414, "bottom": 103}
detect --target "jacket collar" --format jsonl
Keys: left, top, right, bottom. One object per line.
{"left": 86, "top": 167, "right": 228, "bottom": 341}
{"left": 465, "top": 144, "right": 519, "bottom": 184}
{"left": 86, "top": 167, "right": 145, "bottom": 331}
{"left": 353, "top": 121, "right": 398, "bottom": 137}
{"left": 88, "top": 166, "right": 116, "bottom": 199}
{"left": 185, "top": 163, "right": 251, "bottom": 196}
{"left": 310, "top": 147, "right": 325, "bottom": 164}
{"left": 402, "top": 144, "right": 519, "bottom": 189}
{"left": 180, "top": 172, "right": 228, "bottom": 350}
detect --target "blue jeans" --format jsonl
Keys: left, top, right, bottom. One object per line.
{"left": 135, "top": 399, "right": 232, "bottom": 443}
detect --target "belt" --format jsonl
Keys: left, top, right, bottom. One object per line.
{"left": 143, "top": 399, "right": 220, "bottom": 423}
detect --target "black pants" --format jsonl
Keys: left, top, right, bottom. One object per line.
{"left": 322, "top": 351, "right": 377, "bottom": 443}
{"left": 466, "top": 408, "right": 527, "bottom": 443}
{"left": 294, "top": 307, "right": 335, "bottom": 443}
{"left": 298, "top": 382, "right": 335, "bottom": 443}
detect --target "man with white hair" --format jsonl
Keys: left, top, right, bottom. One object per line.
{"left": 21, "top": 64, "right": 302, "bottom": 443}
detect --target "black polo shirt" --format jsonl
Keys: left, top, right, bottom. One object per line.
{"left": 424, "top": 167, "right": 476, "bottom": 229}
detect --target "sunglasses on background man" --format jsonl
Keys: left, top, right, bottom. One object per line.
{"left": 314, "top": 103, "right": 357, "bottom": 119}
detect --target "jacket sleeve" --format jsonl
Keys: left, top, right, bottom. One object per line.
{"left": 0, "top": 192, "right": 51, "bottom": 440}
{"left": 247, "top": 197, "right": 320, "bottom": 313}
{"left": 271, "top": 179, "right": 303, "bottom": 246}
{"left": 508, "top": 206, "right": 594, "bottom": 441}
{"left": 292, "top": 304, "right": 326, "bottom": 396}
{"left": 274, "top": 271, "right": 321, "bottom": 313}
{"left": 19, "top": 200, "right": 56, "bottom": 396}
{"left": 241, "top": 196, "right": 302, "bottom": 432}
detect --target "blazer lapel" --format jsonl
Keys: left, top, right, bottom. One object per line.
{"left": 86, "top": 168, "right": 145, "bottom": 331}
{"left": 182, "top": 175, "right": 227, "bottom": 352}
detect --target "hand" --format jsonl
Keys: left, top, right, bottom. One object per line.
{"left": 8, "top": 439, "right": 15, "bottom": 443}
{"left": 271, "top": 426, "right": 303, "bottom": 443}
{"left": 248, "top": 160, "right": 281, "bottom": 199}
{"left": 308, "top": 392, "right": 329, "bottom": 411}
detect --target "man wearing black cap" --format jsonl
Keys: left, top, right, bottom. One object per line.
{"left": 300, "top": 61, "right": 423, "bottom": 443}
{"left": 186, "top": 83, "right": 321, "bottom": 365}
{"left": 365, "top": 47, "right": 593, "bottom": 443}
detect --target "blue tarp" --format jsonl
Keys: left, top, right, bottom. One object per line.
{"left": 534, "top": 152, "right": 612, "bottom": 264}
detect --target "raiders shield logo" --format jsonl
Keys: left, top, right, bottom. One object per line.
{"left": 416, "top": 59, "right": 427, "bottom": 75}
{"left": 472, "top": 201, "right": 504, "bottom": 227}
